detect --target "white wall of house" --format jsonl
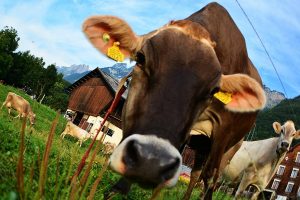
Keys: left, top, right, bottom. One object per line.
{"left": 276, "top": 195, "right": 287, "bottom": 200}
{"left": 87, "top": 115, "right": 123, "bottom": 146}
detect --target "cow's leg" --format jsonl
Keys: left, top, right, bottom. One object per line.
{"left": 7, "top": 106, "right": 11, "bottom": 116}
{"left": 250, "top": 190, "right": 261, "bottom": 200}
{"left": 60, "top": 132, "right": 66, "bottom": 139}
{"left": 78, "top": 140, "right": 82, "bottom": 147}
{"left": 200, "top": 142, "right": 227, "bottom": 200}
{"left": 235, "top": 170, "right": 256, "bottom": 199}
{"left": 202, "top": 177, "right": 214, "bottom": 200}
{"left": 183, "top": 149, "right": 208, "bottom": 200}
{"left": 183, "top": 169, "right": 201, "bottom": 200}
{"left": 104, "top": 178, "right": 132, "bottom": 200}
{"left": 182, "top": 135, "right": 211, "bottom": 200}
{"left": 0, "top": 101, "right": 5, "bottom": 110}
{"left": 201, "top": 169, "right": 217, "bottom": 200}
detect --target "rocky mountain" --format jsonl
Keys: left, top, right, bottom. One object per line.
{"left": 56, "top": 63, "right": 133, "bottom": 83}
{"left": 56, "top": 64, "right": 90, "bottom": 77}
{"left": 101, "top": 63, "right": 133, "bottom": 79}
{"left": 63, "top": 71, "right": 90, "bottom": 84}
{"left": 263, "top": 85, "right": 286, "bottom": 109}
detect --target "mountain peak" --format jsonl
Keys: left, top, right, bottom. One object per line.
{"left": 101, "top": 63, "right": 132, "bottom": 80}
{"left": 56, "top": 64, "right": 90, "bottom": 77}
{"left": 58, "top": 63, "right": 133, "bottom": 83}
{"left": 263, "top": 85, "right": 286, "bottom": 109}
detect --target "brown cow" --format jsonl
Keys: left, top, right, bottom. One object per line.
{"left": 83, "top": 2, "right": 266, "bottom": 199}
{"left": 60, "top": 121, "right": 92, "bottom": 147}
{"left": 1, "top": 92, "right": 36, "bottom": 126}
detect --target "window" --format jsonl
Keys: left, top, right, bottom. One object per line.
{"left": 291, "top": 168, "right": 299, "bottom": 178}
{"left": 86, "top": 123, "right": 93, "bottom": 132}
{"left": 271, "top": 179, "right": 281, "bottom": 190}
{"left": 296, "top": 152, "right": 300, "bottom": 163}
{"left": 106, "top": 128, "right": 115, "bottom": 137}
{"left": 277, "top": 165, "right": 285, "bottom": 175}
{"left": 285, "top": 182, "right": 294, "bottom": 193}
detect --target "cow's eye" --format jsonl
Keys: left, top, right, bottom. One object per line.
{"left": 136, "top": 51, "right": 145, "bottom": 66}
{"left": 210, "top": 87, "right": 220, "bottom": 96}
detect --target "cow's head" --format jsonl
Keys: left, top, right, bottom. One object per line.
{"left": 29, "top": 111, "right": 36, "bottom": 126}
{"left": 273, "top": 120, "right": 300, "bottom": 154}
{"left": 83, "top": 16, "right": 266, "bottom": 187}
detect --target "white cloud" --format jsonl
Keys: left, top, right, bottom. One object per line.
{"left": 0, "top": 0, "right": 116, "bottom": 68}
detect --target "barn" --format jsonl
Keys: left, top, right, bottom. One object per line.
{"left": 65, "top": 67, "right": 127, "bottom": 146}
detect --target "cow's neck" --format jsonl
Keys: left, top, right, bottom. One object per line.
{"left": 268, "top": 150, "right": 287, "bottom": 183}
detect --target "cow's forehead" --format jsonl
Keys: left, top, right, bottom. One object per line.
{"left": 140, "top": 20, "right": 216, "bottom": 53}
{"left": 283, "top": 120, "right": 296, "bottom": 134}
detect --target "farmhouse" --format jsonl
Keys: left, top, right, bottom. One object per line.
{"left": 267, "top": 143, "right": 300, "bottom": 200}
{"left": 65, "top": 67, "right": 127, "bottom": 146}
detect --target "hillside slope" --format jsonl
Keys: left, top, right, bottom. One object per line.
{"left": 0, "top": 84, "right": 210, "bottom": 200}
{"left": 0, "top": 84, "right": 106, "bottom": 199}
{"left": 248, "top": 96, "right": 300, "bottom": 141}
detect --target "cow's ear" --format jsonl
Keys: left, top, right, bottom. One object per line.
{"left": 294, "top": 130, "right": 300, "bottom": 139}
{"left": 272, "top": 122, "right": 282, "bottom": 134}
{"left": 219, "top": 74, "right": 266, "bottom": 112}
{"left": 82, "top": 16, "right": 141, "bottom": 60}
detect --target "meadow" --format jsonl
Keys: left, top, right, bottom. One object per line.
{"left": 0, "top": 84, "right": 232, "bottom": 200}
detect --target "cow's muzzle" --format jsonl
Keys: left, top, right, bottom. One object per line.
{"left": 109, "top": 134, "right": 182, "bottom": 188}
{"left": 277, "top": 141, "right": 290, "bottom": 155}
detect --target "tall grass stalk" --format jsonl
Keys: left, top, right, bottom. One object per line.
{"left": 79, "top": 141, "right": 103, "bottom": 188}
{"left": 25, "top": 158, "right": 35, "bottom": 200}
{"left": 87, "top": 156, "right": 110, "bottom": 200}
{"left": 16, "top": 117, "right": 27, "bottom": 200}
{"left": 70, "top": 140, "right": 103, "bottom": 199}
{"left": 54, "top": 154, "right": 60, "bottom": 195}
{"left": 36, "top": 112, "right": 59, "bottom": 199}
{"left": 54, "top": 151, "right": 76, "bottom": 200}
{"left": 70, "top": 133, "right": 105, "bottom": 199}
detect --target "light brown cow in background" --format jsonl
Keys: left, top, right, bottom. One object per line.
{"left": 60, "top": 121, "right": 92, "bottom": 147}
{"left": 1, "top": 92, "right": 36, "bottom": 126}
{"left": 221, "top": 120, "right": 300, "bottom": 199}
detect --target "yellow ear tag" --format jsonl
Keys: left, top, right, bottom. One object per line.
{"left": 214, "top": 91, "right": 233, "bottom": 104}
{"left": 107, "top": 42, "right": 125, "bottom": 62}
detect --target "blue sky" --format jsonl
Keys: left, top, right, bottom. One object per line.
{"left": 0, "top": 0, "right": 299, "bottom": 98}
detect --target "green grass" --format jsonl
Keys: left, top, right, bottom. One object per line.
{"left": 0, "top": 84, "right": 233, "bottom": 200}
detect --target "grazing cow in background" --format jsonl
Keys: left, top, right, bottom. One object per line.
{"left": 60, "top": 121, "right": 92, "bottom": 147}
{"left": 1, "top": 92, "right": 36, "bottom": 126}
{"left": 221, "top": 121, "right": 300, "bottom": 199}
{"left": 82, "top": 2, "right": 266, "bottom": 199}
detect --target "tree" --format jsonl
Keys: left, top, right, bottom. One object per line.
{"left": 36, "top": 64, "right": 58, "bottom": 101}
{"left": 21, "top": 54, "right": 45, "bottom": 96}
{"left": 0, "top": 26, "right": 70, "bottom": 112}
{"left": 5, "top": 51, "right": 31, "bottom": 86}
{"left": 44, "top": 81, "right": 69, "bottom": 111}
{"left": 0, "top": 27, "right": 20, "bottom": 79}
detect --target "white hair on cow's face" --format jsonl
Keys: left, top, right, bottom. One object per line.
{"left": 109, "top": 134, "right": 182, "bottom": 187}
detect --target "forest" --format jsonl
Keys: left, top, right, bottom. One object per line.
{"left": 0, "top": 26, "right": 70, "bottom": 111}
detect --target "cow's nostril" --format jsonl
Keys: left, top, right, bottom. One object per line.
{"left": 124, "top": 140, "right": 142, "bottom": 167}
{"left": 282, "top": 142, "right": 289, "bottom": 148}
{"left": 160, "top": 157, "right": 180, "bottom": 181}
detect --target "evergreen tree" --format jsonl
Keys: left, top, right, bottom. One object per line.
{"left": 0, "top": 27, "right": 19, "bottom": 79}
